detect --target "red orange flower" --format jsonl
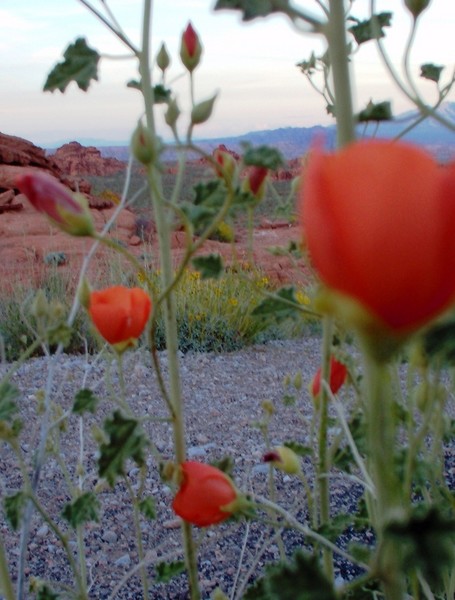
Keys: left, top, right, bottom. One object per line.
{"left": 88, "top": 286, "right": 151, "bottom": 351}
{"left": 16, "top": 171, "right": 94, "bottom": 237}
{"left": 311, "top": 356, "right": 347, "bottom": 397}
{"left": 172, "top": 461, "right": 238, "bottom": 527}
{"left": 301, "top": 140, "right": 455, "bottom": 334}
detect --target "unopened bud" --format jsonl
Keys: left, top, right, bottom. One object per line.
{"left": 213, "top": 147, "right": 238, "bottom": 181}
{"left": 404, "top": 0, "right": 431, "bottom": 18}
{"left": 191, "top": 94, "right": 217, "bottom": 125}
{"left": 156, "top": 42, "right": 170, "bottom": 72}
{"left": 78, "top": 277, "right": 92, "bottom": 310}
{"left": 263, "top": 446, "right": 300, "bottom": 475}
{"left": 242, "top": 166, "right": 268, "bottom": 200}
{"left": 131, "top": 121, "right": 156, "bottom": 165}
{"left": 31, "top": 289, "right": 49, "bottom": 320}
{"left": 180, "top": 22, "right": 202, "bottom": 72}
{"left": 165, "top": 98, "right": 181, "bottom": 128}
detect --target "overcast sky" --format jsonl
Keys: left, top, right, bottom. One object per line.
{"left": 1, "top": 0, "right": 454, "bottom": 147}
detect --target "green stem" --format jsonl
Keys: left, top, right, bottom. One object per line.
{"left": 317, "top": 316, "right": 334, "bottom": 581}
{"left": 326, "top": 0, "right": 356, "bottom": 147}
{"left": 139, "top": 2, "right": 200, "bottom": 597}
{"left": 0, "top": 533, "right": 15, "bottom": 600}
{"left": 362, "top": 351, "right": 405, "bottom": 600}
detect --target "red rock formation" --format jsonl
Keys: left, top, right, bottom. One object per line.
{"left": 52, "top": 141, "right": 126, "bottom": 176}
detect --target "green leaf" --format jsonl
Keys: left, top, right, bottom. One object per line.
{"left": 252, "top": 287, "right": 300, "bottom": 323}
{"left": 98, "top": 411, "right": 148, "bottom": 487}
{"left": 72, "top": 389, "right": 99, "bottom": 415}
{"left": 139, "top": 497, "right": 156, "bottom": 520}
{"left": 4, "top": 492, "right": 27, "bottom": 530}
{"left": 36, "top": 585, "right": 59, "bottom": 600}
{"left": 44, "top": 37, "right": 100, "bottom": 93}
{"left": 348, "top": 12, "right": 392, "bottom": 45}
{"left": 211, "top": 455, "right": 235, "bottom": 477}
{"left": 153, "top": 84, "right": 171, "bottom": 103}
{"left": 192, "top": 254, "right": 224, "bottom": 279}
{"left": 422, "top": 319, "right": 455, "bottom": 363}
{"left": 182, "top": 180, "right": 228, "bottom": 230}
{"left": 420, "top": 63, "right": 444, "bottom": 83}
{"left": 357, "top": 100, "right": 393, "bottom": 123}
{"left": 155, "top": 560, "right": 185, "bottom": 583}
{"left": 284, "top": 441, "right": 312, "bottom": 457}
{"left": 243, "top": 145, "right": 284, "bottom": 170}
{"left": 62, "top": 492, "right": 100, "bottom": 528}
{"left": 385, "top": 506, "right": 455, "bottom": 587}
{"left": 214, "top": 0, "right": 290, "bottom": 21}
{"left": 244, "top": 550, "right": 337, "bottom": 599}
{"left": 0, "top": 381, "right": 19, "bottom": 421}
{"left": 296, "top": 53, "right": 317, "bottom": 75}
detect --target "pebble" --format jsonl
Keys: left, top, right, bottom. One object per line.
{"left": 114, "top": 553, "right": 131, "bottom": 567}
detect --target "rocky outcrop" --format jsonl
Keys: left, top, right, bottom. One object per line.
{"left": 52, "top": 141, "right": 126, "bottom": 176}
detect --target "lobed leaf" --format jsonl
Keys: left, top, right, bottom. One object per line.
{"left": 348, "top": 12, "right": 392, "bottom": 45}
{"left": 192, "top": 254, "right": 224, "bottom": 279}
{"left": 214, "top": 0, "right": 290, "bottom": 22}
{"left": 62, "top": 492, "right": 100, "bottom": 528}
{"left": 244, "top": 550, "right": 337, "bottom": 599}
{"left": 0, "top": 381, "right": 19, "bottom": 421}
{"left": 243, "top": 145, "right": 284, "bottom": 170}
{"left": 420, "top": 63, "right": 444, "bottom": 83}
{"left": 98, "top": 411, "right": 148, "bottom": 487}
{"left": 72, "top": 389, "right": 99, "bottom": 415}
{"left": 4, "top": 492, "right": 27, "bottom": 531}
{"left": 155, "top": 560, "right": 186, "bottom": 583}
{"left": 44, "top": 37, "right": 100, "bottom": 93}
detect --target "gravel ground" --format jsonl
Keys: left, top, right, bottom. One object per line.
{"left": 0, "top": 336, "right": 453, "bottom": 599}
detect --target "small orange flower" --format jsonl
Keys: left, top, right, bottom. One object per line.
{"left": 311, "top": 357, "right": 347, "bottom": 397}
{"left": 301, "top": 140, "right": 455, "bottom": 334}
{"left": 172, "top": 461, "right": 238, "bottom": 527}
{"left": 88, "top": 286, "right": 151, "bottom": 351}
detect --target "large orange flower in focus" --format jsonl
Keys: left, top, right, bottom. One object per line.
{"left": 88, "top": 286, "right": 151, "bottom": 351}
{"left": 301, "top": 140, "right": 455, "bottom": 334}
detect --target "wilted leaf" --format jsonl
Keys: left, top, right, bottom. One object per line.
{"left": 44, "top": 38, "right": 100, "bottom": 93}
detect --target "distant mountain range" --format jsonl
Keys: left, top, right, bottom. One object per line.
{"left": 72, "top": 102, "right": 455, "bottom": 163}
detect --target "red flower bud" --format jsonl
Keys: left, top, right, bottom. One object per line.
{"left": 242, "top": 166, "right": 268, "bottom": 200}
{"left": 172, "top": 461, "right": 238, "bottom": 527}
{"left": 311, "top": 356, "right": 347, "bottom": 397}
{"left": 213, "top": 147, "right": 237, "bottom": 180}
{"left": 180, "top": 22, "right": 202, "bottom": 72}
{"left": 301, "top": 140, "right": 455, "bottom": 334}
{"left": 16, "top": 171, "right": 94, "bottom": 237}
{"left": 88, "top": 286, "right": 151, "bottom": 352}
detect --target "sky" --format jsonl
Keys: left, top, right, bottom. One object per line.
{"left": 1, "top": 0, "right": 454, "bottom": 147}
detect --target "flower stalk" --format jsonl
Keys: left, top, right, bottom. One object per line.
{"left": 139, "top": 1, "right": 200, "bottom": 597}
